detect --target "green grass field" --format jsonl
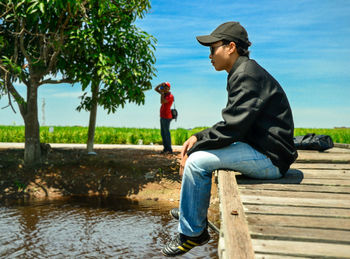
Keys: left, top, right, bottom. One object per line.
{"left": 0, "top": 126, "right": 349, "bottom": 145}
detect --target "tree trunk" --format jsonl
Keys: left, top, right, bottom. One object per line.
{"left": 23, "top": 83, "right": 41, "bottom": 166}
{"left": 87, "top": 81, "right": 99, "bottom": 153}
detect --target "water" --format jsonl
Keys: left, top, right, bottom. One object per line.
{"left": 0, "top": 197, "right": 218, "bottom": 258}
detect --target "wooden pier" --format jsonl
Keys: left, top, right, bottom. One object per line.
{"left": 217, "top": 145, "right": 350, "bottom": 259}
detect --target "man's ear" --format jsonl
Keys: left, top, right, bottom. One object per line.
{"left": 228, "top": 42, "right": 237, "bottom": 54}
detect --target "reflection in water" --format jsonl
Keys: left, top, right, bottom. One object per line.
{"left": 0, "top": 197, "right": 218, "bottom": 258}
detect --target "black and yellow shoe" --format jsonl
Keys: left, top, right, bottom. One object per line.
{"left": 161, "top": 230, "right": 210, "bottom": 257}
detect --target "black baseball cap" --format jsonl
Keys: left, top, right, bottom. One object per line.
{"left": 196, "top": 21, "right": 251, "bottom": 48}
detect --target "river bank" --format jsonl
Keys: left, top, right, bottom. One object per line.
{"left": 0, "top": 142, "right": 221, "bottom": 230}
{"left": 0, "top": 143, "right": 185, "bottom": 201}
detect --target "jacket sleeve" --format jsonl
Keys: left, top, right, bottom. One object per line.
{"left": 188, "top": 73, "right": 265, "bottom": 155}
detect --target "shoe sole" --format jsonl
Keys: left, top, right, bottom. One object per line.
{"left": 161, "top": 235, "right": 210, "bottom": 257}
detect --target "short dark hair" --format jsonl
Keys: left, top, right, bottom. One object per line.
{"left": 222, "top": 39, "right": 250, "bottom": 57}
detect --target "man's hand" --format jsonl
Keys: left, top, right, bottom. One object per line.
{"left": 154, "top": 83, "right": 164, "bottom": 94}
{"left": 179, "top": 135, "right": 197, "bottom": 176}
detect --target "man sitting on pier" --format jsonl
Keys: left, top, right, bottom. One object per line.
{"left": 161, "top": 21, "right": 298, "bottom": 257}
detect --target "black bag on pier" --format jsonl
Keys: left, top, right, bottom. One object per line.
{"left": 293, "top": 133, "right": 334, "bottom": 151}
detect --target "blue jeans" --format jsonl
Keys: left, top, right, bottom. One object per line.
{"left": 178, "top": 141, "right": 282, "bottom": 237}
{"left": 160, "top": 118, "right": 172, "bottom": 152}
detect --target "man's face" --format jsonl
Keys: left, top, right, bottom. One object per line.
{"left": 209, "top": 41, "right": 233, "bottom": 72}
{"left": 162, "top": 85, "right": 170, "bottom": 93}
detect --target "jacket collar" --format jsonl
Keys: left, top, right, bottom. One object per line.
{"left": 228, "top": 56, "right": 249, "bottom": 78}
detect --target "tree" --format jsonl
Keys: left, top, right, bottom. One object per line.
{"left": 0, "top": 0, "right": 83, "bottom": 166}
{"left": 0, "top": 0, "right": 156, "bottom": 164}
{"left": 65, "top": 0, "right": 156, "bottom": 153}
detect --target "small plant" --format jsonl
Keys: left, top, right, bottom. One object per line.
{"left": 14, "top": 180, "right": 27, "bottom": 192}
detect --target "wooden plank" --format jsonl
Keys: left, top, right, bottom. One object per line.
{"left": 318, "top": 147, "right": 350, "bottom": 153}
{"left": 252, "top": 239, "right": 350, "bottom": 258}
{"left": 237, "top": 168, "right": 350, "bottom": 180}
{"left": 237, "top": 174, "right": 350, "bottom": 186}
{"left": 255, "top": 254, "right": 311, "bottom": 259}
{"left": 241, "top": 195, "right": 350, "bottom": 209}
{"left": 217, "top": 170, "right": 254, "bottom": 259}
{"left": 287, "top": 169, "right": 350, "bottom": 179}
{"left": 239, "top": 189, "right": 350, "bottom": 200}
{"left": 291, "top": 163, "right": 350, "bottom": 170}
{"left": 284, "top": 178, "right": 350, "bottom": 185}
{"left": 334, "top": 143, "right": 350, "bottom": 149}
{"left": 246, "top": 214, "right": 350, "bottom": 230}
{"left": 239, "top": 184, "right": 350, "bottom": 194}
{"left": 244, "top": 204, "right": 350, "bottom": 218}
{"left": 249, "top": 225, "right": 350, "bottom": 244}
{"left": 296, "top": 151, "right": 350, "bottom": 163}
{"left": 298, "top": 147, "right": 350, "bottom": 154}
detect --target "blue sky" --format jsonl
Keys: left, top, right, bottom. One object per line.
{"left": 1, "top": 0, "right": 350, "bottom": 129}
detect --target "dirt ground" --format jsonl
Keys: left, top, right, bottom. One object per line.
{"left": 0, "top": 145, "right": 222, "bottom": 227}
{"left": 0, "top": 146, "right": 185, "bottom": 201}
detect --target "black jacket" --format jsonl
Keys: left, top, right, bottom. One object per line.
{"left": 188, "top": 56, "right": 298, "bottom": 174}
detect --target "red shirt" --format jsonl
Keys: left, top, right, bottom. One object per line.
{"left": 160, "top": 92, "right": 174, "bottom": 119}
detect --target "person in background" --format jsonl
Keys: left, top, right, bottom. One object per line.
{"left": 155, "top": 82, "right": 174, "bottom": 154}
{"left": 161, "top": 21, "right": 298, "bottom": 257}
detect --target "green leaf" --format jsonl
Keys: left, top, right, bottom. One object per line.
{"left": 15, "top": 1, "right": 26, "bottom": 10}
{"left": 39, "top": 3, "right": 45, "bottom": 13}
{"left": 27, "top": 1, "right": 39, "bottom": 14}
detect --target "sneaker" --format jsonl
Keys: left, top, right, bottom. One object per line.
{"left": 161, "top": 230, "right": 210, "bottom": 257}
{"left": 170, "top": 208, "right": 179, "bottom": 220}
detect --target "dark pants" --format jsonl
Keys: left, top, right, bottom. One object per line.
{"left": 160, "top": 118, "right": 172, "bottom": 152}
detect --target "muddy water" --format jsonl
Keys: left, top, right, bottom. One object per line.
{"left": 0, "top": 197, "right": 218, "bottom": 258}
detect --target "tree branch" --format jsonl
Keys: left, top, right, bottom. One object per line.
{"left": 0, "top": 2, "right": 11, "bottom": 19}
{"left": 1, "top": 92, "right": 17, "bottom": 113}
{"left": 0, "top": 63, "right": 10, "bottom": 74}
{"left": 39, "top": 78, "right": 75, "bottom": 86}
{"left": 13, "top": 23, "right": 20, "bottom": 64}
{"left": 46, "top": 3, "right": 72, "bottom": 74}
{"left": 5, "top": 75, "right": 26, "bottom": 116}
{"left": 19, "top": 21, "right": 33, "bottom": 66}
